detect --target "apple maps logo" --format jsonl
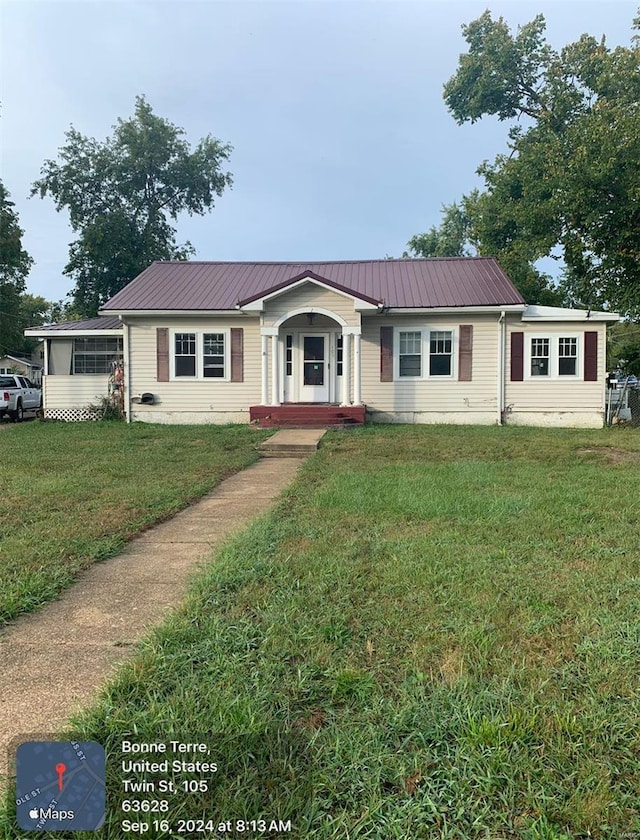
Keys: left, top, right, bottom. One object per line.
{"left": 28, "top": 807, "right": 75, "bottom": 821}
{"left": 16, "top": 741, "right": 105, "bottom": 831}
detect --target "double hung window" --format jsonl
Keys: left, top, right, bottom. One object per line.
{"left": 397, "top": 329, "right": 454, "bottom": 379}
{"left": 528, "top": 335, "right": 580, "bottom": 378}
{"left": 399, "top": 331, "right": 422, "bottom": 377}
{"left": 530, "top": 338, "right": 550, "bottom": 376}
{"left": 203, "top": 334, "right": 225, "bottom": 378}
{"left": 429, "top": 331, "right": 453, "bottom": 376}
{"left": 174, "top": 333, "right": 197, "bottom": 377}
{"left": 558, "top": 337, "right": 577, "bottom": 376}
{"left": 173, "top": 331, "right": 228, "bottom": 379}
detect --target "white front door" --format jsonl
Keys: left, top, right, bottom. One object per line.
{"left": 299, "top": 333, "right": 330, "bottom": 402}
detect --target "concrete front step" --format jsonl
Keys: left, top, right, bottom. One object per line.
{"left": 259, "top": 428, "right": 326, "bottom": 457}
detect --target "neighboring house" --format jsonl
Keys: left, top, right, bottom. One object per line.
{"left": 25, "top": 259, "right": 619, "bottom": 427}
{"left": 0, "top": 355, "right": 43, "bottom": 386}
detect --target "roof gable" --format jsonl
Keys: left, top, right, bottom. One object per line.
{"left": 238, "top": 271, "right": 381, "bottom": 311}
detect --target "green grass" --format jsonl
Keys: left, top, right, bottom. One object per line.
{"left": 0, "top": 420, "right": 268, "bottom": 624}
{"left": 2, "top": 425, "right": 640, "bottom": 839}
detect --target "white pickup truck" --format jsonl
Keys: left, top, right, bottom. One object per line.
{"left": 0, "top": 375, "right": 42, "bottom": 422}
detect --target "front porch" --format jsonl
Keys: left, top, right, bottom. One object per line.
{"left": 250, "top": 403, "right": 366, "bottom": 428}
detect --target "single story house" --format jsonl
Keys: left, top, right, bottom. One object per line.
{"left": 0, "top": 354, "right": 43, "bottom": 385}
{"left": 25, "top": 258, "right": 619, "bottom": 427}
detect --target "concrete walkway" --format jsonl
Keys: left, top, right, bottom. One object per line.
{"left": 0, "top": 455, "right": 306, "bottom": 788}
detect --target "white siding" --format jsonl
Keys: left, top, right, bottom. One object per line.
{"left": 263, "top": 283, "right": 360, "bottom": 327}
{"left": 43, "top": 374, "right": 110, "bottom": 409}
{"left": 127, "top": 317, "right": 261, "bottom": 423}
{"left": 361, "top": 314, "right": 501, "bottom": 424}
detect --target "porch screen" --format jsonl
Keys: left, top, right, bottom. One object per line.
{"left": 48, "top": 340, "right": 73, "bottom": 375}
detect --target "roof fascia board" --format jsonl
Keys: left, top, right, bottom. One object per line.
{"left": 25, "top": 329, "right": 123, "bottom": 338}
{"left": 99, "top": 309, "right": 246, "bottom": 317}
{"left": 1, "top": 355, "right": 36, "bottom": 364}
{"left": 522, "top": 312, "right": 619, "bottom": 323}
{"left": 240, "top": 276, "right": 380, "bottom": 311}
{"left": 379, "top": 304, "right": 526, "bottom": 316}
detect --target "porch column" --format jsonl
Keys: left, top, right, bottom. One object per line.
{"left": 271, "top": 333, "right": 280, "bottom": 406}
{"left": 261, "top": 334, "right": 269, "bottom": 405}
{"left": 341, "top": 331, "right": 351, "bottom": 406}
{"left": 353, "top": 332, "right": 362, "bottom": 405}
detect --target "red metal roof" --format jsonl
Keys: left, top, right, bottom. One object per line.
{"left": 101, "top": 258, "right": 525, "bottom": 312}
{"left": 31, "top": 316, "right": 123, "bottom": 331}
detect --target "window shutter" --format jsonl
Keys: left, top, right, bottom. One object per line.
{"left": 584, "top": 331, "right": 598, "bottom": 381}
{"left": 458, "top": 325, "right": 473, "bottom": 381}
{"left": 157, "top": 328, "right": 169, "bottom": 382}
{"left": 510, "top": 332, "right": 524, "bottom": 381}
{"left": 230, "top": 327, "right": 244, "bottom": 382}
{"left": 380, "top": 326, "right": 393, "bottom": 382}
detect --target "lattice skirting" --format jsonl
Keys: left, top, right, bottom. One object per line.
{"left": 44, "top": 408, "right": 102, "bottom": 422}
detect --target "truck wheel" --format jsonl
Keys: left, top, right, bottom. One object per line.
{"left": 12, "top": 401, "right": 24, "bottom": 423}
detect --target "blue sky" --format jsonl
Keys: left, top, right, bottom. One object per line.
{"left": 2, "top": 0, "right": 637, "bottom": 303}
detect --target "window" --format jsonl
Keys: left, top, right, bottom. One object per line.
{"left": 531, "top": 338, "right": 550, "bottom": 376}
{"left": 203, "top": 333, "right": 225, "bottom": 378}
{"left": 429, "top": 331, "right": 452, "bottom": 376}
{"left": 558, "top": 337, "right": 577, "bottom": 376}
{"left": 175, "top": 333, "right": 197, "bottom": 377}
{"left": 526, "top": 335, "right": 581, "bottom": 379}
{"left": 395, "top": 328, "right": 456, "bottom": 379}
{"left": 172, "top": 331, "right": 229, "bottom": 379}
{"left": 399, "top": 331, "right": 422, "bottom": 377}
{"left": 285, "top": 335, "right": 293, "bottom": 376}
{"left": 336, "top": 335, "right": 343, "bottom": 377}
{"left": 73, "top": 337, "right": 123, "bottom": 374}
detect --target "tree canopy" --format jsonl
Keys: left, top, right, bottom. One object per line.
{"left": 405, "top": 193, "right": 562, "bottom": 306}
{"left": 33, "top": 96, "right": 233, "bottom": 316}
{"left": 0, "top": 180, "right": 33, "bottom": 354}
{"left": 405, "top": 199, "right": 476, "bottom": 259}
{"left": 409, "top": 10, "right": 640, "bottom": 316}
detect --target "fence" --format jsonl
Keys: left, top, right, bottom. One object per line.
{"left": 607, "top": 381, "right": 640, "bottom": 425}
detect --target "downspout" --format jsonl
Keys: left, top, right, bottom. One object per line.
{"left": 43, "top": 338, "right": 49, "bottom": 413}
{"left": 120, "top": 316, "right": 131, "bottom": 424}
{"left": 497, "top": 311, "right": 506, "bottom": 425}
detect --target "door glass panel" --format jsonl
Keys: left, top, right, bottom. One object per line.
{"left": 304, "top": 336, "right": 324, "bottom": 360}
{"left": 304, "top": 336, "right": 325, "bottom": 386}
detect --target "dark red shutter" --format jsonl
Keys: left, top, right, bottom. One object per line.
{"left": 458, "top": 325, "right": 473, "bottom": 381}
{"left": 230, "top": 328, "right": 244, "bottom": 382}
{"left": 510, "top": 332, "right": 524, "bottom": 381}
{"left": 380, "top": 326, "right": 393, "bottom": 382}
{"left": 584, "top": 331, "right": 598, "bottom": 381}
{"left": 157, "top": 328, "right": 169, "bottom": 382}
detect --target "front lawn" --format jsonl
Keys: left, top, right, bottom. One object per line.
{"left": 0, "top": 421, "right": 267, "bottom": 624}
{"left": 2, "top": 425, "right": 640, "bottom": 838}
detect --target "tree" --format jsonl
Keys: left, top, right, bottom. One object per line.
{"left": 607, "top": 321, "right": 640, "bottom": 375}
{"left": 405, "top": 193, "right": 562, "bottom": 305}
{"left": 16, "top": 294, "right": 71, "bottom": 355}
{"left": 438, "top": 10, "right": 640, "bottom": 316}
{"left": 404, "top": 199, "right": 476, "bottom": 258}
{"left": 33, "top": 96, "right": 233, "bottom": 316}
{"left": 0, "top": 180, "right": 33, "bottom": 354}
